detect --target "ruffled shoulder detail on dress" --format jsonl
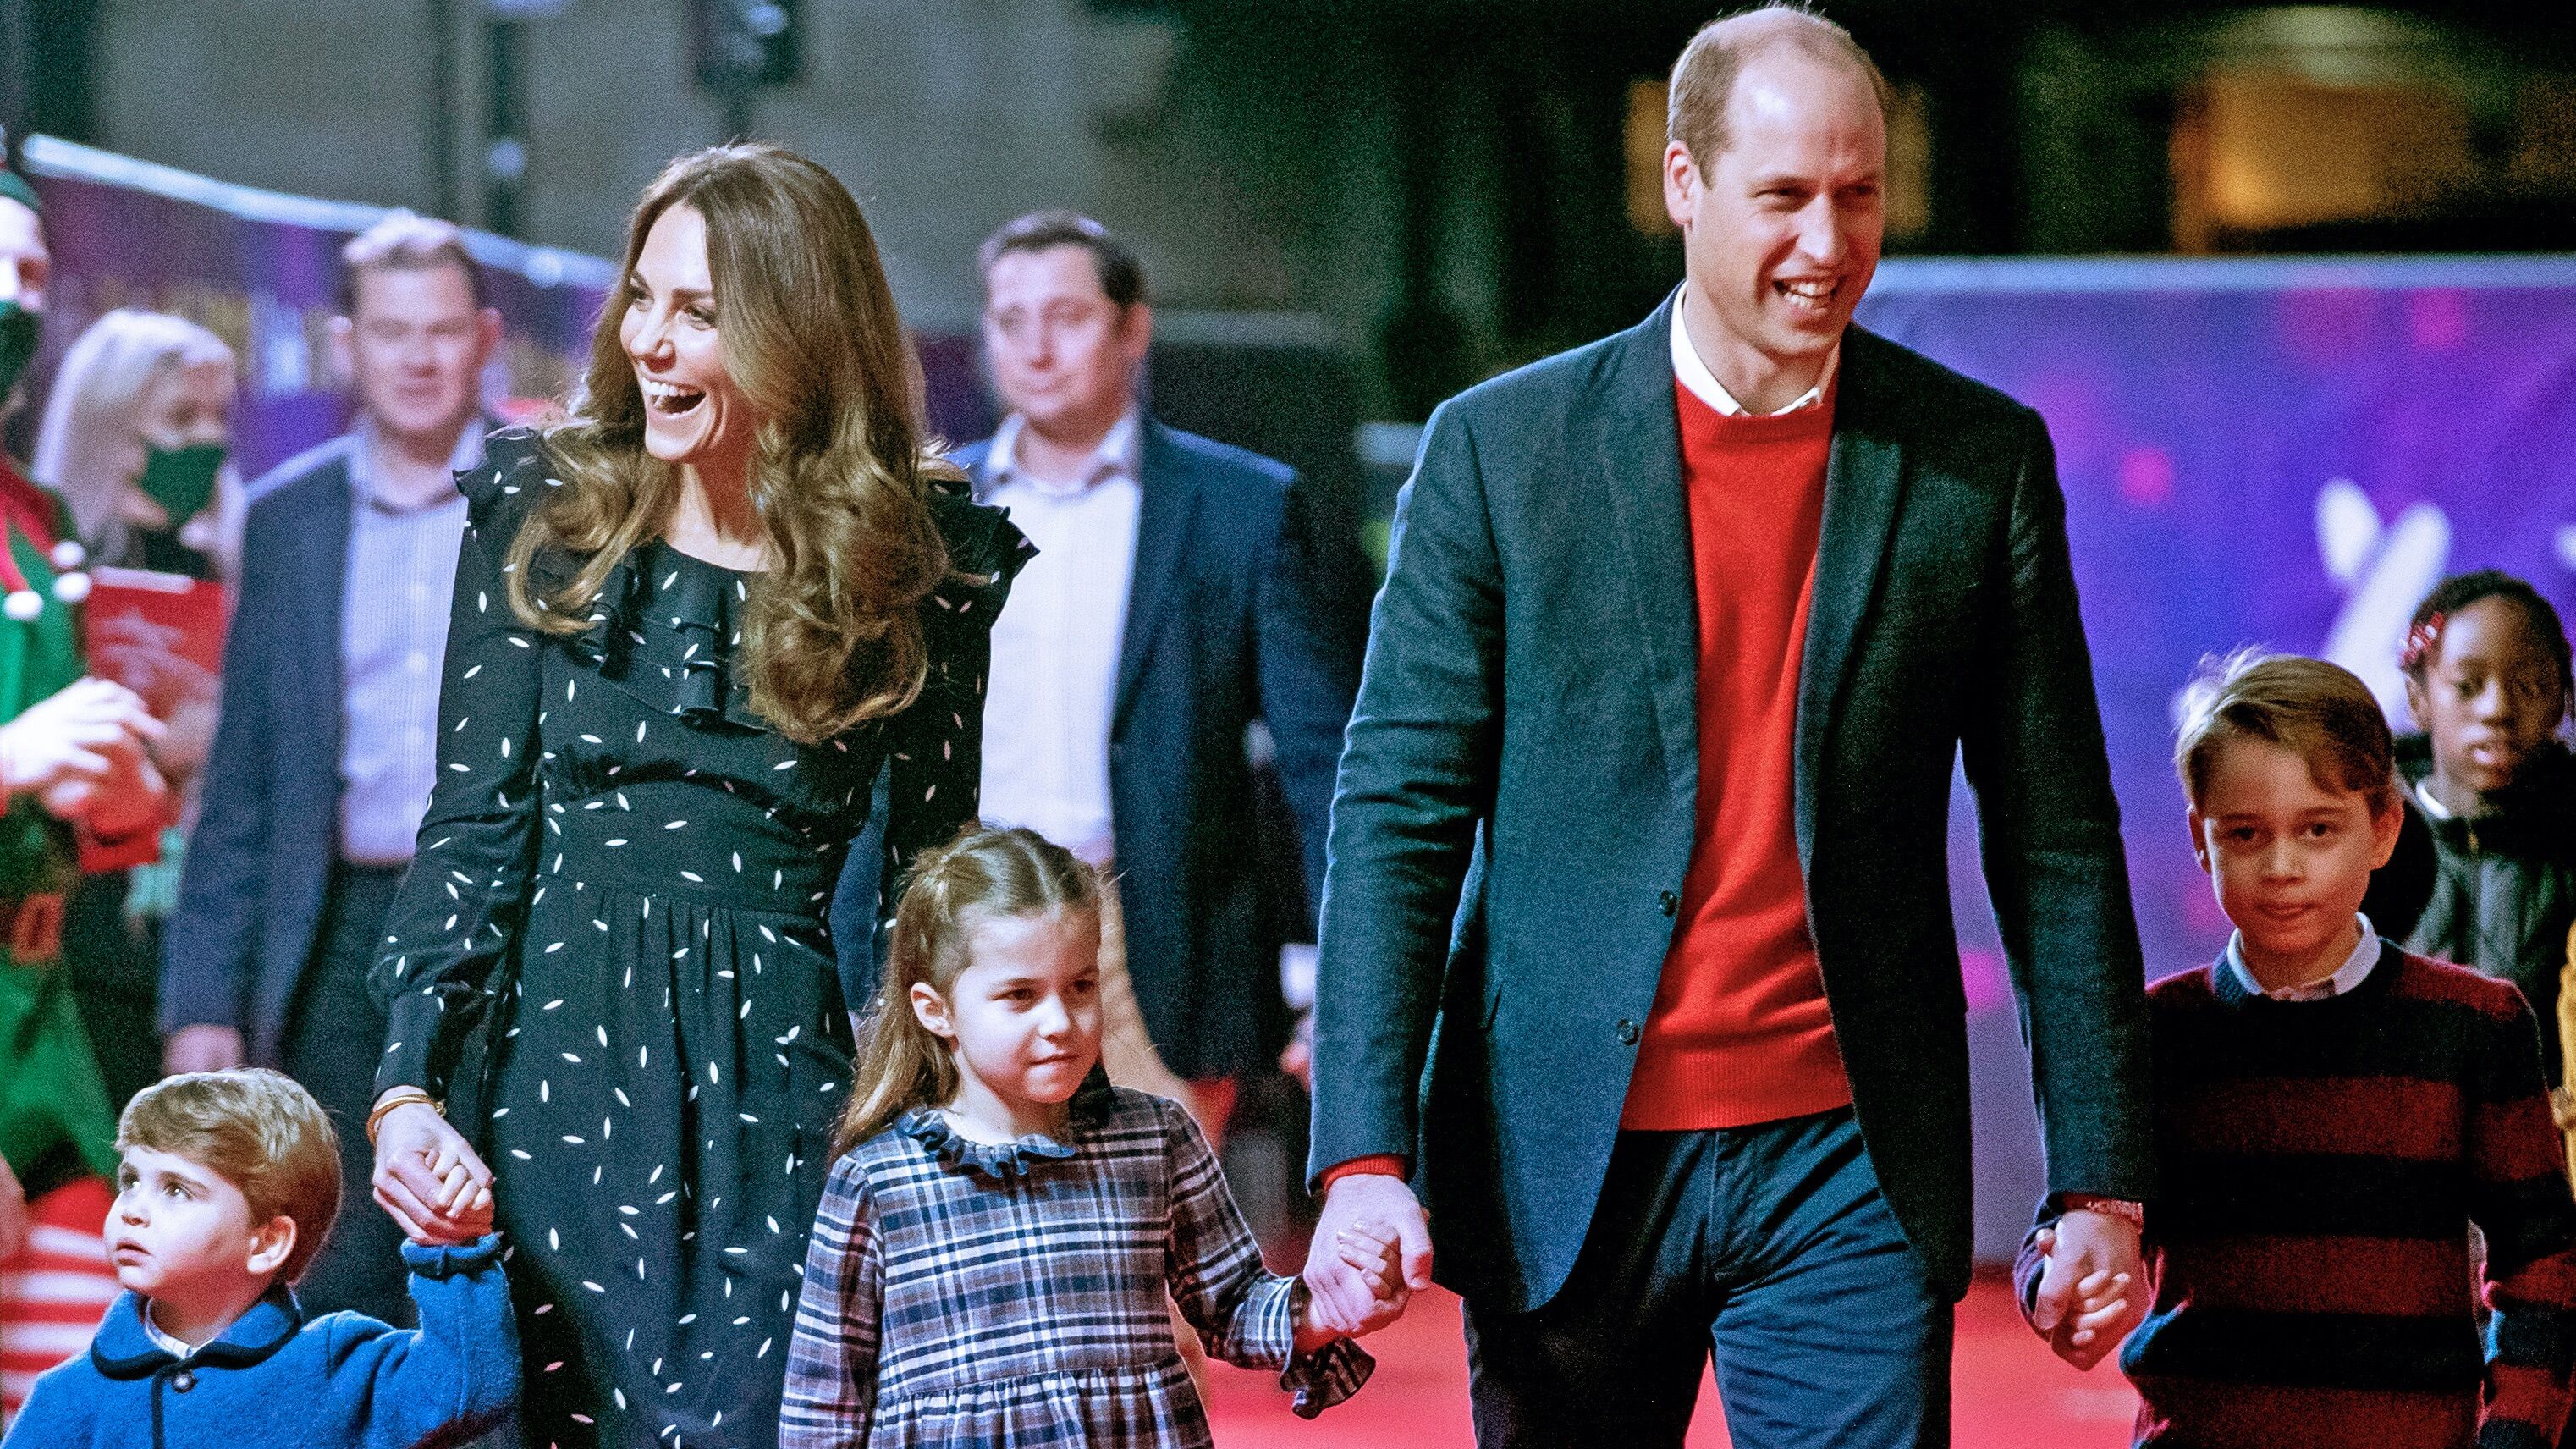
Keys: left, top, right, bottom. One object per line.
{"left": 922, "top": 482, "right": 1036, "bottom": 630}
{"left": 455, "top": 427, "right": 554, "bottom": 535}
{"left": 896, "top": 1068, "right": 1116, "bottom": 1181}
{"left": 560, "top": 539, "right": 770, "bottom": 731}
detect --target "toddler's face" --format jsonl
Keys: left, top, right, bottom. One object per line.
{"left": 109, "top": 1145, "right": 284, "bottom": 1302}
{"left": 2408, "top": 597, "right": 2567, "bottom": 800}
{"left": 2188, "top": 736, "right": 2400, "bottom": 968}
{"left": 919, "top": 908, "right": 1104, "bottom": 1113}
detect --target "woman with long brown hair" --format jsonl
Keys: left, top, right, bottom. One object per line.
{"left": 360, "top": 144, "right": 1027, "bottom": 1448}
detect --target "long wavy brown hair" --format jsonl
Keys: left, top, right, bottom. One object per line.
{"left": 504, "top": 143, "right": 955, "bottom": 742}
{"left": 833, "top": 825, "right": 1102, "bottom": 1156}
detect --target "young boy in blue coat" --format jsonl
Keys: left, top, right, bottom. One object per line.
{"left": 0, "top": 1068, "right": 517, "bottom": 1446}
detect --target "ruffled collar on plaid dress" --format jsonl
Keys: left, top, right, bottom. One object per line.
{"left": 897, "top": 1068, "right": 1120, "bottom": 1180}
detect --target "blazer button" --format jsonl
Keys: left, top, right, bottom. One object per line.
{"left": 1616, "top": 1018, "right": 1640, "bottom": 1045}
{"left": 172, "top": 1369, "right": 196, "bottom": 1392}
{"left": 1657, "top": 890, "right": 1678, "bottom": 917}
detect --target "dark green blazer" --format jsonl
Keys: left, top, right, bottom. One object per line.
{"left": 1308, "top": 295, "right": 2155, "bottom": 1310}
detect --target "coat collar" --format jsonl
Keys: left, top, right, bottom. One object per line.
{"left": 1115, "top": 420, "right": 1197, "bottom": 731}
{"left": 91, "top": 1285, "right": 304, "bottom": 1380}
{"left": 1593, "top": 289, "right": 1909, "bottom": 869}
{"left": 963, "top": 416, "right": 1197, "bottom": 737}
{"left": 1792, "top": 324, "right": 1908, "bottom": 869}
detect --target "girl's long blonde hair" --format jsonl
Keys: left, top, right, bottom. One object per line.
{"left": 834, "top": 824, "right": 1101, "bottom": 1156}
{"left": 505, "top": 142, "right": 956, "bottom": 743}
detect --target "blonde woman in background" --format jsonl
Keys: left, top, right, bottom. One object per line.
{"left": 30, "top": 309, "right": 239, "bottom": 1112}
{"left": 33, "top": 308, "right": 242, "bottom": 581}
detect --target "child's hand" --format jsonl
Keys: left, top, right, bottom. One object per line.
{"left": 1293, "top": 1218, "right": 1409, "bottom": 1352}
{"left": 403, "top": 1149, "right": 494, "bottom": 1244}
{"left": 2029, "top": 1225, "right": 2137, "bottom": 1371}
{"left": 1335, "top": 1219, "right": 1406, "bottom": 1303}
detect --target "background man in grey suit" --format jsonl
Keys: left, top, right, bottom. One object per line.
{"left": 1299, "top": 10, "right": 2152, "bottom": 1446}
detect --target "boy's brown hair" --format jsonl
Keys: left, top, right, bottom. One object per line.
{"left": 2173, "top": 648, "right": 2398, "bottom": 816}
{"left": 118, "top": 1068, "right": 344, "bottom": 1283}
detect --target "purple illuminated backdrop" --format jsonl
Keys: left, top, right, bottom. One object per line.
{"left": 15, "top": 135, "right": 612, "bottom": 479}
{"left": 1857, "top": 256, "right": 2576, "bottom": 1255}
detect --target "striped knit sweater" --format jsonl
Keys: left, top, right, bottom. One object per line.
{"left": 2017, "top": 946, "right": 2576, "bottom": 1449}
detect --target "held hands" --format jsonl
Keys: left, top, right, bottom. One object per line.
{"left": 1301, "top": 1173, "right": 1434, "bottom": 1342}
{"left": 370, "top": 1098, "right": 496, "bottom": 1246}
{"left": 1294, "top": 1219, "right": 1406, "bottom": 1352}
{"left": 2028, "top": 1209, "right": 2147, "bottom": 1370}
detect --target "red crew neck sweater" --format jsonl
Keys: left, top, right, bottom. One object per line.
{"left": 1619, "top": 377, "right": 1850, "bottom": 1131}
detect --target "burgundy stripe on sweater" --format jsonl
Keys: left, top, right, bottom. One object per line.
{"left": 2017, "top": 949, "right": 2576, "bottom": 1449}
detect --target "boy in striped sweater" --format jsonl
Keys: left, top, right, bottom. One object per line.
{"left": 2018, "top": 650, "right": 2576, "bottom": 1449}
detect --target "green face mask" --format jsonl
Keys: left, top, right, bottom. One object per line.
{"left": 137, "top": 443, "right": 224, "bottom": 526}
{"left": 0, "top": 301, "right": 36, "bottom": 398}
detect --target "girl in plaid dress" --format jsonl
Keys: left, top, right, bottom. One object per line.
{"left": 782, "top": 826, "right": 1399, "bottom": 1446}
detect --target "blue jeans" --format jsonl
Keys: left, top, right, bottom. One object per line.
{"left": 1463, "top": 1107, "right": 1951, "bottom": 1449}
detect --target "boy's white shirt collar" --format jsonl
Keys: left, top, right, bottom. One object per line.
{"left": 141, "top": 1299, "right": 200, "bottom": 1357}
{"left": 1670, "top": 299, "right": 1836, "bottom": 416}
{"left": 2223, "top": 913, "right": 2381, "bottom": 1001}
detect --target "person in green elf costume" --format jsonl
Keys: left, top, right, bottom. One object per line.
{"left": 0, "top": 163, "right": 171, "bottom": 1272}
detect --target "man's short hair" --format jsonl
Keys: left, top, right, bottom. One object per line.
{"left": 2172, "top": 649, "right": 2398, "bottom": 817}
{"left": 119, "top": 1069, "right": 344, "bottom": 1284}
{"left": 1666, "top": 4, "right": 1891, "bottom": 168}
{"left": 976, "top": 210, "right": 1146, "bottom": 311}
{"left": 337, "top": 212, "right": 487, "bottom": 318}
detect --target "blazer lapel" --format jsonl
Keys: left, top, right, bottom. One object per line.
{"left": 1595, "top": 295, "right": 1699, "bottom": 801}
{"left": 1792, "top": 328, "right": 1907, "bottom": 868}
{"left": 1113, "top": 420, "right": 1196, "bottom": 733}
{"left": 300, "top": 453, "right": 355, "bottom": 760}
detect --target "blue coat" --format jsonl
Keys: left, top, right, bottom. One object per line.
{"left": 1308, "top": 300, "right": 2155, "bottom": 1311}
{"left": 3, "top": 1235, "right": 519, "bottom": 1448}
{"left": 943, "top": 419, "right": 1361, "bottom": 1079}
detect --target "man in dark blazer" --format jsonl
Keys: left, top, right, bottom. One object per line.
{"left": 1302, "top": 12, "right": 2153, "bottom": 1446}
{"left": 159, "top": 217, "right": 499, "bottom": 1324}
{"left": 949, "top": 211, "right": 1358, "bottom": 1128}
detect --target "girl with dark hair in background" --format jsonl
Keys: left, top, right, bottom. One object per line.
{"left": 358, "top": 143, "right": 1029, "bottom": 1448}
{"left": 2366, "top": 570, "right": 2576, "bottom": 1172}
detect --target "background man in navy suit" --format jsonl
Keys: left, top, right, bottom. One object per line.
{"left": 949, "top": 211, "right": 1359, "bottom": 1138}
{"left": 1301, "top": 11, "right": 2153, "bottom": 1446}
{"left": 159, "top": 216, "right": 498, "bottom": 1323}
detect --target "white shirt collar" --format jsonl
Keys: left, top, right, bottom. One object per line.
{"left": 141, "top": 1300, "right": 200, "bottom": 1358}
{"left": 988, "top": 410, "right": 1142, "bottom": 499}
{"left": 2223, "top": 913, "right": 2381, "bottom": 1001}
{"left": 350, "top": 413, "right": 485, "bottom": 515}
{"left": 1670, "top": 296, "right": 1836, "bottom": 417}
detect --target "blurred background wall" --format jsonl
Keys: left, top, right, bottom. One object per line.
{"left": 6, "top": 1, "right": 2573, "bottom": 423}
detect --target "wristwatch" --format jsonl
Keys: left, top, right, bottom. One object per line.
{"left": 2059, "top": 1193, "right": 2144, "bottom": 1229}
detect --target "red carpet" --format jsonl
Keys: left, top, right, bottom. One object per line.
{"left": 1203, "top": 1277, "right": 2139, "bottom": 1447}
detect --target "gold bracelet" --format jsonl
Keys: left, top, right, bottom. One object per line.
{"left": 366, "top": 1088, "right": 441, "bottom": 1145}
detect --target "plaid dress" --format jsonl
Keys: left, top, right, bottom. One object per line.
{"left": 781, "top": 1074, "right": 1372, "bottom": 1446}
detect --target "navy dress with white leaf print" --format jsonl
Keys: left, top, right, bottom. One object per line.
{"left": 368, "top": 429, "right": 1027, "bottom": 1449}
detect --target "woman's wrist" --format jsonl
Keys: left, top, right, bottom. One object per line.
{"left": 366, "top": 1087, "right": 441, "bottom": 1144}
